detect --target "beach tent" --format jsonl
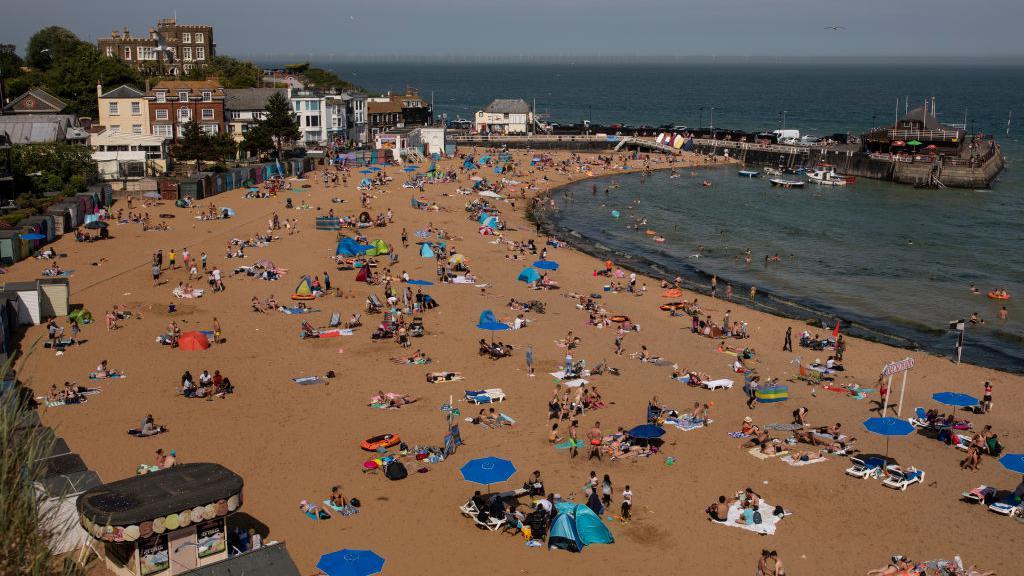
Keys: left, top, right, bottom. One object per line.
{"left": 755, "top": 384, "right": 789, "bottom": 403}
{"left": 293, "top": 276, "right": 314, "bottom": 298}
{"left": 411, "top": 196, "right": 429, "bottom": 209}
{"left": 449, "top": 253, "right": 466, "bottom": 266}
{"left": 178, "top": 331, "right": 211, "bottom": 351}
{"left": 420, "top": 243, "right": 435, "bottom": 258}
{"left": 355, "top": 266, "right": 371, "bottom": 283}
{"left": 479, "top": 216, "right": 499, "bottom": 229}
{"left": 476, "top": 310, "right": 510, "bottom": 332}
{"left": 365, "top": 239, "right": 390, "bottom": 256}
{"left": 336, "top": 238, "right": 371, "bottom": 257}
{"left": 517, "top": 267, "right": 540, "bottom": 284}
{"left": 549, "top": 503, "right": 614, "bottom": 552}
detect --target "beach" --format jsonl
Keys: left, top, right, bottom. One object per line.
{"left": 14, "top": 148, "right": 1023, "bottom": 575}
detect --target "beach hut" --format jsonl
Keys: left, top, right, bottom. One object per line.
{"left": 517, "top": 267, "right": 540, "bottom": 284}
{"left": 38, "top": 278, "right": 70, "bottom": 318}
{"left": 0, "top": 230, "right": 26, "bottom": 265}
{"left": 76, "top": 463, "right": 259, "bottom": 576}
{"left": 45, "top": 205, "right": 72, "bottom": 236}
{"left": 75, "top": 193, "right": 96, "bottom": 216}
{"left": 5, "top": 281, "right": 42, "bottom": 325}
{"left": 157, "top": 178, "right": 180, "bottom": 201}
{"left": 179, "top": 178, "right": 200, "bottom": 201}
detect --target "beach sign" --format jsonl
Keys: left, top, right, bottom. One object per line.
{"left": 881, "top": 357, "right": 915, "bottom": 417}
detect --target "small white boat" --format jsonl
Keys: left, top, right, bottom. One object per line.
{"left": 807, "top": 164, "right": 855, "bottom": 186}
{"left": 769, "top": 178, "right": 806, "bottom": 188}
{"left": 763, "top": 167, "right": 784, "bottom": 176}
{"left": 737, "top": 170, "right": 760, "bottom": 178}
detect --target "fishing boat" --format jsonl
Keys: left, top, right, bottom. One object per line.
{"left": 737, "top": 170, "right": 760, "bottom": 178}
{"left": 807, "top": 164, "right": 855, "bottom": 186}
{"left": 769, "top": 178, "right": 806, "bottom": 188}
{"left": 763, "top": 167, "right": 784, "bottom": 176}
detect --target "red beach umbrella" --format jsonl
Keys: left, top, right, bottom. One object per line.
{"left": 178, "top": 331, "right": 211, "bottom": 351}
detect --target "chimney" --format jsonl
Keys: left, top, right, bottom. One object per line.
{"left": 124, "top": 26, "right": 130, "bottom": 38}
{"left": 96, "top": 82, "right": 103, "bottom": 99}
{"left": 145, "top": 79, "right": 151, "bottom": 93}
{"left": 112, "top": 30, "right": 119, "bottom": 39}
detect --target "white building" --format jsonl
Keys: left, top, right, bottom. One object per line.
{"left": 474, "top": 99, "right": 533, "bottom": 135}
{"left": 90, "top": 130, "right": 170, "bottom": 180}
{"left": 287, "top": 88, "right": 367, "bottom": 146}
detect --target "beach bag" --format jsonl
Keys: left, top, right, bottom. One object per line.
{"left": 752, "top": 510, "right": 762, "bottom": 524}
{"left": 385, "top": 461, "right": 408, "bottom": 481}
{"left": 350, "top": 498, "right": 361, "bottom": 508}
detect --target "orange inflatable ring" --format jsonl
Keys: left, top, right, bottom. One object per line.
{"left": 987, "top": 291, "right": 1010, "bottom": 300}
{"left": 291, "top": 294, "right": 316, "bottom": 301}
{"left": 610, "top": 315, "right": 629, "bottom": 323}
{"left": 660, "top": 302, "right": 684, "bottom": 311}
{"left": 360, "top": 434, "right": 400, "bottom": 451}
{"left": 662, "top": 289, "right": 684, "bottom": 298}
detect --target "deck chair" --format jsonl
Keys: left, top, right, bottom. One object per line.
{"left": 366, "top": 294, "right": 382, "bottom": 313}
{"left": 328, "top": 312, "right": 341, "bottom": 327}
{"left": 346, "top": 313, "right": 362, "bottom": 329}
{"left": 961, "top": 485, "right": 993, "bottom": 504}
{"left": 952, "top": 434, "right": 973, "bottom": 452}
{"left": 845, "top": 456, "right": 886, "bottom": 479}
{"left": 908, "top": 407, "right": 934, "bottom": 429}
{"left": 988, "top": 494, "right": 1022, "bottom": 516}
{"left": 460, "top": 499, "right": 480, "bottom": 517}
{"left": 882, "top": 465, "right": 925, "bottom": 490}
{"left": 473, "top": 515, "right": 506, "bottom": 532}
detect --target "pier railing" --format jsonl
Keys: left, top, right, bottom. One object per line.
{"left": 887, "top": 129, "right": 963, "bottom": 142}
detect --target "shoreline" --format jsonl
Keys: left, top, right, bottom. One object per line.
{"left": 12, "top": 147, "right": 1022, "bottom": 575}
{"left": 526, "top": 168, "right": 1022, "bottom": 375}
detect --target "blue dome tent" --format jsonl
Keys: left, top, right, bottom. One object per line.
{"left": 548, "top": 503, "right": 614, "bottom": 552}
{"left": 419, "top": 243, "right": 435, "bottom": 258}
{"left": 517, "top": 267, "right": 540, "bottom": 284}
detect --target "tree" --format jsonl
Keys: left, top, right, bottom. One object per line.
{"left": 25, "top": 26, "right": 83, "bottom": 70}
{"left": 240, "top": 122, "right": 273, "bottom": 158}
{"left": 11, "top": 143, "right": 97, "bottom": 196}
{"left": 301, "top": 66, "right": 362, "bottom": 92}
{"left": 185, "top": 55, "right": 263, "bottom": 89}
{"left": 257, "top": 92, "right": 301, "bottom": 157}
{"left": 0, "top": 46, "right": 24, "bottom": 79}
{"left": 208, "top": 131, "right": 238, "bottom": 164}
{"left": 171, "top": 122, "right": 218, "bottom": 172}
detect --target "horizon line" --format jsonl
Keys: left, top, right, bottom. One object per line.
{"left": 238, "top": 54, "right": 1024, "bottom": 66}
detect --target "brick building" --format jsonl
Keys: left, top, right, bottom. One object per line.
{"left": 146, "top": 80, "right": 225, "bottom": 139}
{"left": 97, "top": 18, "right": 215, "bottom": 76}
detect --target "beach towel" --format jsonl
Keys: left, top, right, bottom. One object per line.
{"left": 172, "top": 287, "right": 204, "bottom": 299}
{"left": 712, "top": 501, "right": 787, "bottom": 535}
{"left": 748, "top": 447, "right": 789, "bottom": 460}
{"left": 666, "top": 417, "right": 705, "bottom": 431}
{"left": 550, "top": 370, "right": 590, "bottom": 380}
{"left": 554, "top": 440, "right": 583, "bottom": 450}
{"left": 89, "top": 373, "right": 125, "bottom": 380}
{"left": 703, "top": 378, "right": 734, "bottom": 390}
{"left": 765, "top": 423, "right": 803, "bottom": 432}
{"left": 323, "top": 500, "right": 359, "bottom": 516}
{"left": 728, "top": 432, "right": 751, "bottom": 439}
{"left": 292, "top": 376, "right": 326, "bottom": 386}
{"left": 303, "top": 328, "right": 353, "bottom": 339}
{"left": 280, "top": 307, "right": 320, "bottom": 314}
{"left": 781, "top": 455, "right": 828, "bottom": 467}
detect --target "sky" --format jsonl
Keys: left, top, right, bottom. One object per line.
{"left": 3, "top": 0, "right": 1024, "bottom": 61}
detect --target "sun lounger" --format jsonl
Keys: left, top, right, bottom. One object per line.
{"left": 460, "top": 500, "right": 479, "bottom": 517}
{"left": 329, "top": 312, "right": 341, "bottom": 327}
{"left": 292, "top": 376, "right": 326, "bottom": 386}
{"left": 962, "top": 485, "right": 994, "bottom": 504}
{"left": 881, "top": 465, "right": 925, "bottom": 490}
{"left": 781, "top": 454, "right": 827, "bottom": 466}
{"left": 908, "top": 407, "right": 937, "bottom": 429}
{"left": 703, "top": 378, "right": 734, "bottom": 390}
{"left": 845, "top": 456, "right": 887, "bottom": 479}
{"left": 322, "top": 500, "right": 359, "bottom": 516}
{"left": 280, "top": 307, "right": 320, "bottom": 314}
{"left": 473, "top": 515, "right": 506, "bottom": 532}
{"left": 952, "top": 434, "right": 973, "bottom": 452}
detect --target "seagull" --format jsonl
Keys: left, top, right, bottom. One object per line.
{"left": 824, "top": 25, "right": 846, "bottom": 30}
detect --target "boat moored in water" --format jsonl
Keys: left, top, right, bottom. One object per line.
{"left": 738, "top": 170, "right": 761, "bottom": 178}
{"left": 769, "top": 178, "right": 806, "bottom": 188}
{"left": 807, "top": 164, "right": 855, "bottom": 186}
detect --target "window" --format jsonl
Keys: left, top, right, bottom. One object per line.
{"left": 131, "top": 102, "right": 141, "bottom": 115}
{"left": 183, "top": 46, "right": 192, "bottom": 61}
{"left": 201, "top": 124, "right": 218, "bottom": 135}
{"left": 201, "top": 91, "right": 212, "bottom": 102}
{"left": 123, "top": 46, "right": 132, "bottom": 60}
{"left": 153, "top": 124, "right": 173, "bottom": 137}
{"left": 306, "top": 116, "right": 320, "bottom": 127}
{"left": 110, "top": 125, "right": 120, "bottom": 133}
{"left": 178, "top": 91, "right": 189, "bottom": 102}
{"left": 293, "top": 102, "right": 300, "bottom": 112}
{"left": 132, "top": 124, "right": 142, "bottom": 134}
{"left": 138, "top": 46, "right": 156, "bottom": 61}
{"left": 155, "top": 109, "right": 169, "bottom": 120}
{"left": 178, "top": 107, "right": 191, "bottom": 121}
{"left": 241, "top": 124, "right": 250, "bottom": 133}
{"left": 105, "top": 46, "right": 113, "bottom": 57}
{"left": 227, "top": 124, "right": 235, "bottom": 133}
{"left": 108, "top": 102, "right": 119, "bottom": 116}
{"left": 305, "top": 100, "right": 320, "bottom": 111}
{"left": 201, "top": 108, "right": 215, "bottom": 120}
{"left": 181, "top": 32, "right": 192, "bottom": 44}
{"left": 196, "top": 47, "right": 205, "bottom": 61}
{"left": 156, "top": 91, "right": 167, "bottom": 103}
{"left": 230, "top": 111, "right": 241, "bottom": 119}
{"left": 195, "top": 32, "right": 204, "bottom": 44}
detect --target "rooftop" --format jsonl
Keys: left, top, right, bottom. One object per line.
{"left": 100, "top": 85, "right": 147, "bottom": 99}
{"left": 2, "top": 88, "right": 67, "bottom": 114}
{"left": 150, "top": 80, "right": 224, "bottom": 94}
{"left": 0, "top": 115, "right": 80, "bottom": 144}
{"left": 224, "top": 88, "right": 286, "bottom": 111}
{"left": 482, "top": 98, "right": 530, "bottom": 115}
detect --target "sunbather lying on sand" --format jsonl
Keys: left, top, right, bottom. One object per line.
{"left": 426, "top": 371, "right": 462, "bottom": 382}
{"left": 300, "top": 500, "right": 331, "bottom": 520}
{"left": 788, "top": 449, "right": 827, "bottom": 462}
{"left": 372, "top": 391, "right": 420, "bottom": 407}
{"left": 391, "top": 349, "right": 431, "bottom": 364}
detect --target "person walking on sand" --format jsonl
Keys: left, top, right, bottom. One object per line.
{"left": 982, "top": 381, "right": 993, "bottom": 413}
{"left": 783, "top": 327, "right": 792, "bottom": 352}
{"left": 710, "top": 274, "right": 718, "bottom": 297}
{"left": 725, "top": 283, "right": 733, "bottom": 300}
{"left": 201, "top": 252, "right": 207, "bottom": 270}
{"left": 152, "top": 262, "right": 161, "bottom": 287}
{"left": 620, "top": 485, "right": 632, "bottom": 521}
{"left": 749, "top": 285, "right": 757, "bottom": 303}
{"left": 568, "top": 420, "right": 579, "bottom": 459}
{"left": 526, "top": 344, "right": 535, "bottom": 377}
{"left": 213, "top": 317, "right": 222, "bottom": 344}
{"left": 168, "top": 249, "right": 176, "bottom": 270}
{"left": 587, "top": 421, "right": 602, "bottom": 461}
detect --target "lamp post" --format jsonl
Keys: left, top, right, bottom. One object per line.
{"left": 699, "top": 107, "right": 704, "bottom": 131}
{"left": 709, "top": 107, "right": 715, "bottom": 131}
{"left": 782, "top": 110, "right": 787, "bottom": 131}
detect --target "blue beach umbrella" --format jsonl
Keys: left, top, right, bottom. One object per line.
{"left": 863, "top": 416, "right": 914, "bottom": 458}
{"left": 403, "top": 166, "right": 418, "bottom": 172}
{"left": 997, "top": 454, "right": 1024, "bottom": 475}
{"left": 476, "top": 309, "right": 510, "bottom": 342}
{"left": 359, "top": 169, "right": 373, "bottom": 174}
{"left": 316, "top": 549, "right": 385, "bottom": 576}
{"left": 461, "top": 456, "right": 516, "bottom": 491}
{"left": 627, "top": 424, "right": 666, "bottom": 440}
{"left": 533, "top": 260, "right": 559, "bottom": 271}
{"left": 933, "top": 391, "right": 981, "bottom": 434}
{"left": 20, "top": 233, "right": 46, "bottom": 241}
{"left": 406, "top": 279, "right": 434, "bottom": 286}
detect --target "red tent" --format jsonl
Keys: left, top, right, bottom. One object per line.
{"left": 178, "top": 331, "right": 211, "bottom": 351}
{"left": 355, "top": 266, "right": 370, "bottom": 283}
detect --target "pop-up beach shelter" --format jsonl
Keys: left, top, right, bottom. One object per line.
{"left": 549, "top": 503, "right": 614, "bottom": 552}
{"left": 517, "top": 267, "right": 540, "bottom": 284}
{"left": 336, "top": 237, "right": 372, "bottom": 257}
{"left": 293, "top": 276, "right": 315, "bottom": 299}
{"left": 419, "top": 243, "right": 435, "bottom": 258}
{"left": 355, "top": 266, "right": 370, "bottom": 283}
{"left": 366, "top": 239, "right": 390, "bottom": 256}
{"left": 178, "top": 331, "right": 211, "bottom": 351}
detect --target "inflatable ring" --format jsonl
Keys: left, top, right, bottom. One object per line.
{"left": 987, "top": 291, "right": 1011, "bottom": 300}
{"left": 610, "top": 315, "right": 630, "bottom": 323}
{"left": 659, "top": 302, "right": 684, "bottom": 311}
{"left": 644, "top": 230, "right": 657, "bottom": 236}
{"left": 360, "top": 434, "right": 400, "bottom": 451}
{"left": 291, "top": 294, "right": 316, "bottom": 301}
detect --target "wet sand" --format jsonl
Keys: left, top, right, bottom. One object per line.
{"left": 13, "top": 149, "right": 1022, "bottom": 575}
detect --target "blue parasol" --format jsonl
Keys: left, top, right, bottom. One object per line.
{"left": 19, "top": 233, "right": 46, "bottom": 241}
{"left": 406, "top": 279, "right": 434, "bottom": 286}
{"left": 533, "top": 260, "right": 559, "bottom": 271}
{"left": 627, "top": 424, "right": 666, "bottom": 439}
{"left": 997, "top": 454, "right": 1024, "bottom": 475}
{"left": 863, "top": 416, "right": 914, "bottom": 458}
{"left": 403, "top": 166, "right": 418, "bottom": 172}
{"left": 460, "top": 456, "right": 516, "bottom": 490}
{"left": 316, "top": 549, "right": 385, "bottom": 576}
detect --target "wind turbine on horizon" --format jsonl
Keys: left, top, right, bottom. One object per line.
{"left": 824, "top": 25, "right": 846, "bottom": 31}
